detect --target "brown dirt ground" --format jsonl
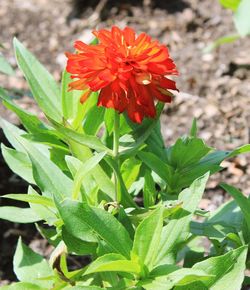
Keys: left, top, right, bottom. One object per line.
{"left": 0, "top": 0, "right": 250, "bottom": 284}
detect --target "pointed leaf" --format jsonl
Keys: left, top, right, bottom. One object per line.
{"left": 143, "top": 268, "right": 212, "bottom": 290}
{"left": 13, "top": 135, "right": 73, "bottom": 200}
{"left": 84, "top": 253, "right": 140, "bottom": 275}
{"left": 0, "top": 206, "right": 41, "bottom": 223}
{"left": 13, "top": 238, "right": 53, "bottom": 288}
{"left": 0, "top": 88, "right": 49, "bottom": 134}
{"left": 192, "top": 246, "right": 247, "bottom": 289}
{"left": 66, "top": 155, "right": 115, "bottom": 201}
{"left": 13, "top": 38, "right": 62, "bottom": 121}
{"left": 143, "top": 170, "right": 157, "bottom": 208}
{"left": 72, "top": 151, "right": 107, "bottom": 200}
{"left": 50, "top": 119, "right": 113, "bottom": 155}
{"left": 132, "top": 207, "right": 164, "bottom": 270}
{"left": 57, "top": 199, "right": 133, "bottom": 258}
{"left": 191, "top": 199, "right": 242, "bottom": 239}
{"left": 2, "top": 194, "right": 54, "bottom": 207}
{"left": 1, "top": 282, "right": 44, "bottom": 290}
{"left": 62, "top": 226, "right": 97, "bottom": 255}
{"left": 61, "top": 70, "right": 83, "bottom": 127}
{"left": 1, "top": 144, "right": 34, "bottom": 183}
{"left": 27, "top": 186, "right": 57, "bottom": 225}
{"left": 121, "top": 157, "right": 141, "bottom": 189}
{"left": 166, "top": 136, "right": 211, "bottom": 169}
{"left": 220, "top": 183, "right": 250, "bottom": 233}
{"left": 137, "top": 151, "right": 173, "bottom": 185}
{"left": 156, "top": 173, "right": 209, "bottom": 265}
{"left": 120, "top": 103, "right": 164, "bottom": 156}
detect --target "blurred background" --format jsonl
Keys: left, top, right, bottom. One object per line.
{"left": 0, "top": 0, "right": 250, "bottom": 284}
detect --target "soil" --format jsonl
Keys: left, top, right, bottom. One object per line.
{"left": 0, "top": 0, "right": 250, "bottom": 284}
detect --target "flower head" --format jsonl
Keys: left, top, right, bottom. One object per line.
{"left": 66, "top": 26, "right": 178, "bottom": 123}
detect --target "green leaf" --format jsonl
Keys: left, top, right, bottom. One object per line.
{"left": 24, "top": 132, "right": 68, "bottom": 151}
{"left": 173, "top": 150, "right": 229, "bottom": 192}
{"left": 13, "top": 134, "right": 73, "bottom": 200}
{"left": 143, "top": 268, "right": 212, "bottom": 290}
{"left": 0, "top": 117, "right": 31, "bottom": 153}
{"left": 57, "top": 199, "right": 133, "bottom": 258}
{"left": 36, "top": 224, "right": 60, "bottom": 247}
{"left": 182, "top": 238, "right": 205, "bottom": 268}
{"left": 143, "top": 170, "right": 157, "bottom": 208}
{"left": 1, "top": 144, "right": 34, "bottom": 183}
{"left": 80, "top": 91, "right": 100, "bottom": 119}
{"left": 66, "top": 155, "right": 115, "bottom": 201}
{"left": 155, "top": 173, "right": 209, "bottom": 265}
{"left": 229, "top": 144, "right": 250, "bottom": 158}
{"left": 0, "top": 206, "right": 41, "bottom": 223}
{"left": 0, "top": 88, "right": 50, "bottom": 134}
{"left": 234, "top": 0, "right": 250, "bottom": 36}
{"left": 62, "top": 226, "right": 97, "bottom": 255}
{"left": 219, "top": 0, "right": 240, "bottom": 10}
{"left": 191, "top": 200, "right": 242, "bottom": 240}
{"left": 145, "top": 123, "right": 167, "bottom": 163}
{"left": 189, "top": 118, "right": 197, "bottom": 137}
{"left": 132, "top": 207, "right": 164, "bottom": 270}
{"left": 120, "top": 103, "right": 164, "bottom": 156}
{"left": 137, "top": 151, "right": 173, "bottom": 185}
{"left": 104, "top": 108, "right": 115, "bottom": 134}
{"left": 84, "top": 253, "right": 140, "bottom": 275}
{"left": 57, "top": 200, "right": 98, "bottom": 243}
{"left": 27, "top": 186, "right": 57, "bottom": 225}
{"left": 1, "top": 282, "right": 44, "bottom": 290}
{"left": 0, "top": 53, "right": 14, "bottom": 75}
{"left": 61, "top": 70, "right": 84, "bottom": 128}
{"left": 174, "top": 143, "right": 250, "bottom": 192}
{"left": 192, "top": 246, "right": 247, "bottom": 289}
{"left": 121, "top": 157, "right": 141, "bottom": 189}
{"left": 66, "top": 286, "right": 104, "bottom": 290}
{"left": 83, "top": 105, "right": 105, "bottom": 135}
{"left": 72, "top": 151, "right": 107, "bottom": 200}
{"left": 50, "top": 119, "right": 113, "bottom": 155}
{"left": 2, "top": 193, "right": 54, "bottom": 207}
{"left": 13, "top": 38, "right": 62, "bottom": 121}
{"left": 175, "top": 281, "right": 208, "bottom": 290}
{"left": 117, "top": 206, "right": 135, "bottom": 240}
{"left": 13, "top": 238, "right": 53, "bottom": 288}
{"left": 166, "top": 136, "right": 211, "bottom": 169}
{"left": 105, "top": 156, "right": 138, "bottom": 208}
{"left": 220, "top": 183, "right": 250, "bottom": 232}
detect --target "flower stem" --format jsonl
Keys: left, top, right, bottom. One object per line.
{"left": 113, "top": 111, "right": 120, "bottom": 202}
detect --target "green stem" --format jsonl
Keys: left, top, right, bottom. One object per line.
{"left": 113, "top": 111, "right": 120, "bottom": 202}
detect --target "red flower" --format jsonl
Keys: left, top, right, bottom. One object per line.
{"left": 66, "top": 26, "right": 178, "bottom": 123}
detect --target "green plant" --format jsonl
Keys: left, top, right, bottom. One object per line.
{"left": 0, "top": 28, "right": 250, "bottom": 289}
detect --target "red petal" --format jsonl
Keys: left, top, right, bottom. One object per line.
{"left": 88, "top": 77, "right": 110, "bottom": 91}
{"left": 98, "top": 86, "right": 114, "bottom": 108}
{"left": 127, "top": 100, "right": 144, "bottom": 123}
{"left": 123, "top": 27, "right": 136, "bottom": 45}
{"left": 98, "top": 69, "right": 116, "bottom": 82}
{"left": 159, "top": 78, "right": 178, "bottom": 91}
{"left": 74, "top": 40, "right": 88, "bottom": 52}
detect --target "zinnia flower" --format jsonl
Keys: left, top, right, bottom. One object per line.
{"left": 66, "top": 26, "right": 178, "bottom": 123}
